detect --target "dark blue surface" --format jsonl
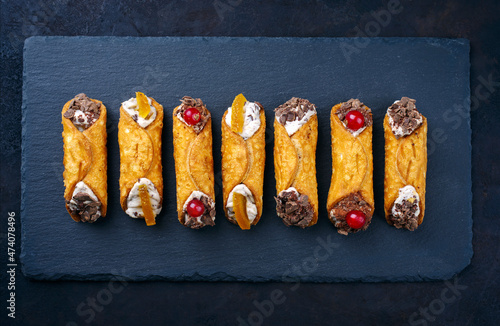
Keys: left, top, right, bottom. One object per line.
{"left": 21, "top": 36, "right": 471, "bottom": 282}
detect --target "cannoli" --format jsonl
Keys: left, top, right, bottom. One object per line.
{"left": 118, "top": 92, "right": 163, "bottom": 226}
{"left": 62, "top": 93, "right": 107, "bottom": 223}
{"left": 221, "top": 94, "right": 265, "bottom": 230}
{"left": 384, "top": 97, "right": 427, "bottom": 230}
{"left": 274, "top": 97, "right": 318, "bottom": 228}
{"left": 173, "top": 96, "right": 216, "bottom": 229}
{"left": 327, "top": 99, "right": 374, "bottom": 235}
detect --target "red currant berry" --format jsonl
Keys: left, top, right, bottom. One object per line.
{"left": 345, "top": 110, "right": 365, "bottom": 131}
{"left": 345, "top": 210, "right": 366, "bottom": 229}
{"left": 183, "top": 107, "right": 201, "bottom": 125}
{"left": 186, "top": 199, "right": 205, "bottom": 218}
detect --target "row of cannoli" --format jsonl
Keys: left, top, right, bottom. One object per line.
{"left": 62, "top": 93, "right": 427, "bottom": 234}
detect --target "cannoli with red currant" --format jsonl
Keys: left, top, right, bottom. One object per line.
{"left": 173, "top": 96, "right": 216, "bottom": 229}
{"left": 118, "top": 92, "right": 163, "bottom": 226}
{"left": 384, "top": 97, "right": 427, "bottom": 230}
{"left": 62, "top": 93, "right": 107, "bottom": 223}
{"left": 274, "top": 97, "right": 318, "bottom": 228}
{"left": 221, "top": 94, "right": 265, "bottom": 230}
{"left": 327, "top": 99, "right": 374, "bottom": 235}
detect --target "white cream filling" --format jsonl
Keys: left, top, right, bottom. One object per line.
{"left": 68, "top": 181, "right": 101, "bottom": 218}
{"left": 72, "top": 110, "right": 91, "bottom": 131}
{"left": 276, "top": 105, "right": 317, "bottom": 136}
{"left": 279, "top": 187, "right": 299, "bottom": 197}
{"left": 341, "top": 121, "right": 366, "bottom": 137}
{"left": 122, "top": 96, "right": 157, "bottom": 128}
{"left": 226, "top": 184, "right": 257, "bottom": 223}
{"left": 225, "top": 101, "right": 261, "bottom": 140}
{"left": 387, "top": 101, "right": 423, "bottom": 138}
{"left": 176, "top": 105, "right": 195, "bottom": 126}
{"left": 182, "top": 190, "right": 215, "bottom": 223}
{"left": 175, "top": 107, "right": 189, "bottom": 125}
{"left": 392, "top": 185, "right": 420, "bottom": 218}
{"left": 125, "top": 178, "right": 162, "bottom": 218}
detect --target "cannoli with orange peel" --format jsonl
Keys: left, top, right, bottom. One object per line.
{"left": 118, "top": 92, "right": 163, "bottom": 226}
{"left": 274, "top": 97, "right": 318, "bottom": 228}
{"left": 221, "top": 94, "right": 265, "bottom": 230}
{"left": 173, "top": 96, "right": 216, "bottom": 229}
{"left": 384, "top": 97, "right": 427, "bottom": 231}
{"left": 62, "top": 93, "right": 107, "bottom": 223}
{"left": 327, "top": 99, "right": 374, "bottom": 235}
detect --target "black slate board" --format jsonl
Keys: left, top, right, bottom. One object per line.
{"left": 21, "top": 36, "right": 472, "bottom": 282}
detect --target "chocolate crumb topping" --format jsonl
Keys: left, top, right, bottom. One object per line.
{"left": 389, "top": 199, "right": 419, "bottom": 231}
{"left": 63, "top": 93, "right": 101, "bottom": 131}
{"left": 66, "top": 192, "right": 102, "bottom": 223}
{"left": 336, "top": 99, "right": 373, "bottom": 134}
{"left": 174, "top": 96, "right": 211, "bottom": 133}
{"left": 387, "top": 97, "right": 423, "bottom": 139}
{"left": 183, "top": 195, "right": 215, "bottom": 229}
{"left": 329, "top": 192, "right": 372, "bottom": 235}
{"left": 275, "top": 189, "right": 314, "bottom": 228}
{"left": 275, "top": 97, "right": 316, "bottom": 126}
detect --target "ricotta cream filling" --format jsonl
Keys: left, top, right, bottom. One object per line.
{"left": 388, "top": 100, "right": 423, "bottom": 138}
{"left": 392, "top": 185, "right": 420, "bottom": 218}
{"left": 225, "top": 101, "right": 261, "bottom": 140}
{"left": 122, "top": 96, "right": 157, "bottom": 128}
{"left": 68, "top": 181, "right": 101, "bottom": 218}
{"left": 226, "top": 184, "right": 257, "bottom": 223}
{"left": 72, "top": 110, "right": 91, "bottom": 131}
{"left": 341, "top": 121, "right": 366, "bottom": 137}
{"left": 126, "top": 178, "right": 162, "bottom": 218}
{"left": 276, "top": 106, "right": 316, "bottom": 136}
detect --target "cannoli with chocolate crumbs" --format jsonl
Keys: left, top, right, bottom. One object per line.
{"left": 274, "top": 97, "right": 318, "bottom": 228}
{"left": 62, "top": 93, "right": 107, "bottom": 223}
{"left": 384, "top": 97, "right": 427, "bottom": 231}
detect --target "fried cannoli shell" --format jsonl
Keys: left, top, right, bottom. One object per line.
{"left": 62, "top": 97, "right": 108, "bottom": 221}
{"left": 221, "top": 109, "right": 266, "bottom": 225}
{"left": 327, "top": 103, "right": 374, "bottom": 226}
{"left": 173, "top": 108, "right": 215, "bottom": 223}
{"left": 118, "top": 98, "right": 164, "bottom": 212}
{"left": 274, "top": 115, "right": 319, "bottom": 225}
{"left": 383, "top": 115, "right": 427, "bottom": 225}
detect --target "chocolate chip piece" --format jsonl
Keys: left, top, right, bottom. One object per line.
{"left": 274, "top": 97, "right": 315, "bottom": 126}
{"left": 275, "top": 190, "right": 314, "bottom": 228}
{"left": 64, "top": 93, "right": 101, "bottom": 130}
{"left": 63, "top": 109, "right": 75, "bottom": 119}
{"left": 389, "top": 197, "right": 420, "bottom": 231}
{"left": 387, "top": 97, "right": 423, "bottom": 138}
{"left": 68, "top": 190, "right": 102, "bottom": 223}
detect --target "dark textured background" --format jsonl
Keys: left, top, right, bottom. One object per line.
{"left": 1, "top": 0, "right": 499, "bottom": 325}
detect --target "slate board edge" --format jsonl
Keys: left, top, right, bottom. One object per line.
{"left": 463, "top": 37, "right": 474, "bottom": 275}
{"left": 19, "top": 40, "right": 30, "bottom": 274}
{"left": 23, "top": 35, "right": 470, "bottom": 48}
{"left": 21, "top": 266, "right": 469, "bottom": 283}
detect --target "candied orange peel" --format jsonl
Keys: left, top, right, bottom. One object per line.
{"left": 138, "top": 184, "right": 156, "bottom": 226}
{"left": 233, "top": 192, "right": 250, "bottom": 230}
{"left": 230, "top": 93, "right": 246, "bottom": 134}
{"left": 136, "top": 92, "right": 150, "bottom": 119}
